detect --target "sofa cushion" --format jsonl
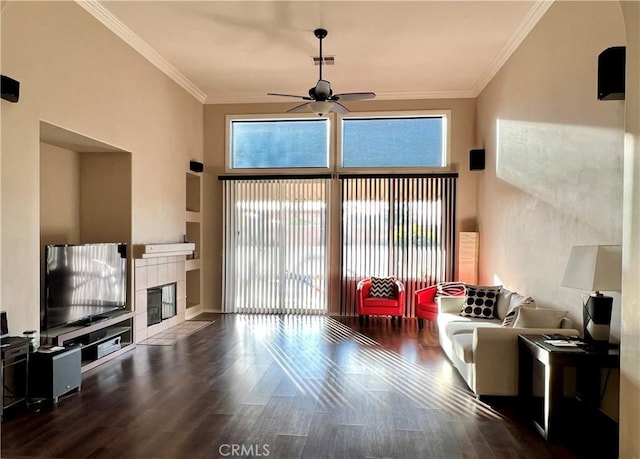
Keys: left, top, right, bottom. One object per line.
{"left": 513, "top": 307, "right": 568, "bottom": 329}
{"left": 370, "top": 277, "right": 395, "bottom": 298}
{"left": 460, "top": 285, "right": 501, "bottom": 319}
{"left": 496, "top": 288, "right": 536, "bottom": 320}
{"left": 451, "top": 333, "right": 474, "bottom": 364}
{"left": 363, "top": 297, "right": 398, "bottom": 308}
{"left": 443, "top": 317, "right": 501, "bottom": 341}
{"left": 437, "top": 296, "right": 467, "bottom": 314}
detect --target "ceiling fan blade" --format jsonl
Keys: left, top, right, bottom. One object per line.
{"left": 268, "top": 93, "right": 313, "bottom": 101}
{"left": 331, "top": 102, "right": 349, "bottom": 114}
{"left": 332, "top": 92, "right": 376, "bottom": 102}
{"left": 287, "top": 103, "right": 312, "bottom": 113}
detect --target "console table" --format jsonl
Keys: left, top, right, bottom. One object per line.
{"left": 1, "top": 337, "right": 29, "bottom": 420}
{"left": 518, "top": 334, "right": 619, "bottom": 442}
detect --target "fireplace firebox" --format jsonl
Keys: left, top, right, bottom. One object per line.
{"left": 147, "top": 283, "right": 177, "bottom": 326}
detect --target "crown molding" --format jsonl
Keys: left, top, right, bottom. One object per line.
{"left": 75, "top": 0, "right": 207, "bottom": 103}
{"left": 205, "top": 89, "right": 476, "bottom": 105}
{"left": 472, "top": 0, "right": 554, "bottom": 97}
{"left": 372, "top": 90, "right": 477, "bottom": 101}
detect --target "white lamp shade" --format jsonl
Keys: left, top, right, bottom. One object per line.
{"left": 561, "top": 245, "right": 622, "bottom": 292}
{"left": 308, "top": 101, "right": 334, "bottom": 117}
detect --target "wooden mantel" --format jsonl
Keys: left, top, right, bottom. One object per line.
{"left": 133, "top": 243, "right": 195, "bottom": 259}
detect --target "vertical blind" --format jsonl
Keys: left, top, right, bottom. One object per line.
{"left": 222, "top": 178, "right": 330, "bottom": 314}
{"left": 339, "top": 174, "right": 457, "bottom": 317}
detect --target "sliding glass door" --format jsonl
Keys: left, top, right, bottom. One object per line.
{"left": 222, "top": 178, "right": 330, "bottom": 314}
{"left": 339, "top": 175, "right": 457, "bottom": 317}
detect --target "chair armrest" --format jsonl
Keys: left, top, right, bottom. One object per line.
{"left": 394, "top": 279, "right": 405, "bottom": 293}
{"left": 473, "top": 326, "right": 580, "bottom": 352}
{"left": 560, "top": 317, "right": 573, "bottom": 329}
{"left": 437, "top": 296, "right": 466, "bottom": 314}
{"left": 415, "top": 285, "right": 437, "bottom": 304}
{"left": 473, "top": 326, "right": 580, "bottom": 366}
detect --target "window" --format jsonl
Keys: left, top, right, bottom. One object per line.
{"left": 228, "top": 117, "right": 330, "bottom": 170}
{"left": 339, "top": 112, "right": 449, "bottom": 169}
{"left": 223, "top": 110, "right": 456, "bottom": 317}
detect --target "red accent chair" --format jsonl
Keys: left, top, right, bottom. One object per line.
{"left": 357, "top": 278, "right": 405, "bottom": 326}
{"left": 415, "top": 285, "right": 465, "bottom": 329}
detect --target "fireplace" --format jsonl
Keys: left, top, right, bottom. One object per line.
{"left": 147, "top": 283, "right": 177, "bottom": 326}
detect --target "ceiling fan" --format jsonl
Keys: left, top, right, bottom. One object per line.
{"left": 267, "top": 28, "right": 375, "bottom": 116}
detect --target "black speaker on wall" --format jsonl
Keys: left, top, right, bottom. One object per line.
{"left": 469, "top": 149, "right": 485, "bottom": 171}
{"left": 598, "top": 46, "right": 625, "bottom": 100}
{"left": 1, "top": 75, "right": 20, "bottom": 103}
{"left": 189, "top": 160, "right": 204, "bottom": 173}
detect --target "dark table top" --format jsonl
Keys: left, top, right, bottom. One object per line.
{"left": 519, "top": 334, "right": 620, "bottom": 357}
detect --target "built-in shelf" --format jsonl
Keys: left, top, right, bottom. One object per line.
{"left": 185, "top": 258, "right": 201, "bottom": 271}
{"left": 186, "top": 269, "right": 202, "bottom": 316}
{"left": 186, "top": 211, "right": 201, "bottom": 223}
{"left": 186, "top": 222, "right": 200, "bottom": 259}
{"left": 133, "top": 243, "right": 195, "bottom": 259}
{"left": 185, "top": 165, "right": 203, "bottom": 316}
{"left": 186, "top": 172, "right": 201, "bottom": 212}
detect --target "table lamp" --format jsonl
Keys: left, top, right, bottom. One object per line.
{"left": 561, "top": 245, "right": 621, "bottom": 344}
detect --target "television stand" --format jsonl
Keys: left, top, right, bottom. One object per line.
{"left": 72, "top": 315, "right": 110, "bottom": 326}
{"left": 42, "top": 310, "right": 134, "bottom": 373}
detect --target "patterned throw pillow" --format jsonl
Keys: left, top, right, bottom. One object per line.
{"left": 436, "top": 282, "right": 466, "bottom": 297}
{"left": 460, "top": 284, "right": 502, "bottom": 319}
{"left": 370, "top": 277, "right": 396, "bottom": 298}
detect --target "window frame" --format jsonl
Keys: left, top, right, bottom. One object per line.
{"left": 336, "top": 110, "right": 451, "bottom": 173}
{"left": 225, "top": 113, "right": 334, "bottom": 174}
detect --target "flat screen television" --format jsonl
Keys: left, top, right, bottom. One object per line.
{"left": 42, "top": 243, "right": 127, "bottom": 330}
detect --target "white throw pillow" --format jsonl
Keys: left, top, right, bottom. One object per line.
{"left": 513, "top": 307, "right": 568, "bottom": 329}
{"left": 496, "top": 288, "right": 536, "bottom": 320}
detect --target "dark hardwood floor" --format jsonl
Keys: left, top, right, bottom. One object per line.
{"left": 1, "top": 314, "right": 613, "bottom": 458}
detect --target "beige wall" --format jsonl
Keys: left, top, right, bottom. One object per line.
{"left": 203, "top": 98, "right": 478, "bottom": 312}
{"left": 79, "top": 152, "right": 132, "bottom": 244}
{"left": 1, "top": 2, "right": 203, "bottom": 335}
{"left": 40, "top": 143, "right": 81, "bottom": 246}
{"left": 476, "top": 1, "right": 625, "bottom": 335}
{"left": 620, "top": 1, "right": 640, "bottom": 456}
{"left": 476, "top": 0, "right": 630, "bottom": 436}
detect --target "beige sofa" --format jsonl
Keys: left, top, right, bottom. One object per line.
{"left": 437, "top": 288, "right": 579, "bottom": 397}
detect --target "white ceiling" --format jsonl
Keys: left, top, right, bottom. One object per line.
{"left": 88, "top": 1, "right": 552, "bottom": 105}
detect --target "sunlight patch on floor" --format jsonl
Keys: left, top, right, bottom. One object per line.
{"left": 239, "top": 314, "right": 505, "bottom": 420}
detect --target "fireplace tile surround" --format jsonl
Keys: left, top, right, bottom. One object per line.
{"left": 134, "top": 256, "right": 186, "bottom": 343}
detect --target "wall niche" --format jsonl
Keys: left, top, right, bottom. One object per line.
{"left": 39, "top": 121, "right": 133, "bottom": 316}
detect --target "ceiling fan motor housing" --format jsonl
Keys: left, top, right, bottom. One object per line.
{"left": 310, "top": 80, "right": 332, "bottom": 100}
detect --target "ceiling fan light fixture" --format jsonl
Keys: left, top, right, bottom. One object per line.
{"left": 309, "top": 101, "right": 334, "bottom": 116}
